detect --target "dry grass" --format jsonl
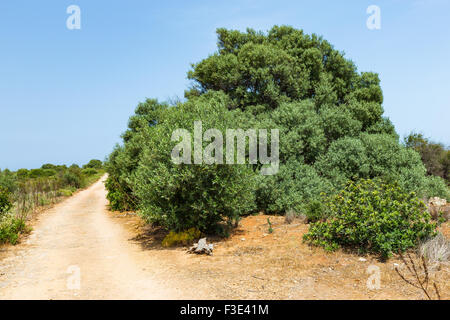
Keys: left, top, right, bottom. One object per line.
{"left": 419, "top": 233, "right": 450, "bottom": 267}
{"left": 284, "top": 209, "right": 296, "bottom": 224}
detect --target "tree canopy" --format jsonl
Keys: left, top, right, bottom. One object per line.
{"left": 106, "top": 26, "right": 449, "bottom": 233}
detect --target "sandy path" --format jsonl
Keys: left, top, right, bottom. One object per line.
{"left": 0, "top": 176, "right": 182, "bottom": 300}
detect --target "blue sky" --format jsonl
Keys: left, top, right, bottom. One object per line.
{"left": 0, "top": 0, "right": 449, "bottom": 170}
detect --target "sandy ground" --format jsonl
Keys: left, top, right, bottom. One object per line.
{"left": 0, "top": 176, "right": 448, "bottom": 300}
{"left": 0, "top": 176, "right": 184, "bottom": 299}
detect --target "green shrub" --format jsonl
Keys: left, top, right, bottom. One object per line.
{"left": 271, "top": 101, "right": 326, "bottom": 164}
{"left": 304, "top": 199, "right": 328, "bottom": 223}
{"left": 404, "top": 133, "right": 450, "bottom": 186}
{"left": 161, "top": 228, "right": 202, "bottom": 247}
{"left": 315, "top": 137, "right": 370, "bottom": 188}
{"left": 62, "top": 172, "right": 82, "bottom": 188}
{"left": 57, "top": 189, "right": 73, "bottom": 197}
{"left": 83, "top": 159, "right": 103, "bottom": 170}
{"left": 62, "top": 166, "right": 84, "bottom": 188}
{"left": 105, "top": 176, "right": 134, "bottom": 211}
{"left": 133, "top": 92, "right": 256, "bottom": 233}
{"left": 16, "top": 169, "right": 29, "bottom": 179}
{"left": 0, "top": 215, "right": 26, "bottom": 245}
{"left": 320, "top": 105, "right": 362, "bottom": 144}
{"left": 257, "top": 161, "right": 333, "bottom": 214}
{"left": 81, "top": 168, "right": 98, "bottom": 176}
{"left": 303, "top": 179, "right": 437, "bottom": 259}
{"left": 0, "top": 187, "right": 12, "bottom": 215}
{"left": 106, "top": 25, "right": 448, "bottom": 236}
{"left": 28, "top": 168, "right": 56, "bottom": 179}
{"left": 424, "top": 176, "right": 449, "bottom": 200}
{"left": 41, "top": 163, "right": 56, "bottom": 170}
{"left": 0, "top": 169, "right": 17, "bottom": 193}
{"left": 105, "top": 99, "right": 169, "bottom": 212}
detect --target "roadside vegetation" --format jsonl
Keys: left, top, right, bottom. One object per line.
{"left": 105, "top": 26, "right": 449, "bottom": 257}
{"left": 0, "top": 160, "right": 104, "bottom": 244}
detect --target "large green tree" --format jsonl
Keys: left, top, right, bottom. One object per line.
{"left": 106, "top": 26, "right": 448, "bottom": 233}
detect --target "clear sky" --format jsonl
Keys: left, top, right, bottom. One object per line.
{"left": 1, "top": 0, "right": 449, "bottom": 170}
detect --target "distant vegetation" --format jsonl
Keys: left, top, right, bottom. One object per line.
{"left": 0, "top": 160, "right": 104, "bottom": 244}
{"left": 105, "top": 26, "right": 449, "bottom": 256}
{"left": 404, "top": 133, "right": 450, "bottom": 185}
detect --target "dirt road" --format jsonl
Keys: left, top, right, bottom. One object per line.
{"left": 0, "top": 176, "right": 183, "bottom": 299}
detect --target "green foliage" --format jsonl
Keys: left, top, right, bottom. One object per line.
{"left": 257, "top": 160, "right": 333, "bottom": 214}
{"left": 106, "top": 25, "right": 447, "bottom": 238}
{"left": 304, "top": 199, "right": 328, "bottom": 223}
{"left": 0, "top": 169, "right": 17, "bottom": 193}
{"left": 0, "top": 215, "right": 26, "bottom": 245}
{"left": 424, "top": 176, "right": 449, "bottom": 200}
{"left": 16, "top": 169, "right": 29, "bottom": 179}
{"left": 161, "top": 228, "right": 202, "bottom": 247}
{"left": 0, "top": 187, "right": 12, "bottom": 215}
{"left": 271, "top": 101, "right": 326, "bottom": 164}
{"left": 319, "top": 106, "right": 362, "bottom": 144}
{"left": 303, "top": 179, "right": 437, "bottom": 259}
{"left": 28, "top": 168, "right": 56, "bottom": 179}
{"left": 404, "top": 132, "right": 450, "bottom": 186}
{"left": 314, "top": 133, "right": 445, "bottom": 199}
{"left": 315, "top": 137, "right": 370, "bottom": 187}
{"left": 83, "top": 159, "right": 103, "bottom": 170}
{"left": 188, "top": 26, "right": 378, "bottom": 110}
{"left": 81, "top": 168, "right": 98, "bottom": 176}
{"left": 0, "top": 162, "right": 103, "bottom": 243}
{"left": 57, "top": 189, "right": 73, "bottom": 197}
{"left": 133, "top": 93, "right": 256, "bottom": 233}
{"left": 105, "top": 99, "right": 169, "bottom": 212}
{"left": 105, "top": 176, "right": 134, "bottom": 211}
{"left": 62, "top": 168, "right": 83, "bottom": 188}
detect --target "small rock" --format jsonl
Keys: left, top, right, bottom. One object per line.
{"left": 241, "top": 238, "right": 246, "bottom": 241}
{"left": 358, "top": 258, "right": 367, "bottom": 262}
{"left": 427, "top": 197, "right": 450, "bottom": 221}
{"left": 188, "top": 238, "right": 214, "bottom": 255}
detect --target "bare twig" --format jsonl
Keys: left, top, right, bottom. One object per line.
{"left": 395, "top": 251, "right": 441, "bottom": 300}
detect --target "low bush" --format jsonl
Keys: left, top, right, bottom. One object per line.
{"left": 424, "top": 176, "right": 449, "bottom": 200}
{"left": 82, "top": 168, "right": 98, "bottom": 176}
{"left": 57, "top": 189, "right": 73, "bottom": 197}
{"left": 62, "top": 168, "right": 84, "bottom": 188}
{"left": 303, "top": 179, "right": 437, "bottom": 259}
{"left": 105, "top": 99, "right": 168, "bottom": 212}
{"left": 257, "top": 161, "right": 333, "bottom": 214}
{"left": 133, "top": 93, "right": 257, "bottom": 233}
{"left": 0, "top": 169, "right": 17, "bottom": 193}
{"left": 0, "top": 214, "right": 26, "bottom": 245}
{"left": 161, "top": 228, "right": 202, "bottom": 247}
{"left": 83, "top": 159, "right": 103, "bottom": 169}
{"left": 304, "top": 199, "right": 328, "bottom": 223}
{"left": 105, "top": 176, "right": 134, "bottom": 211}
{"left": 0, "top": 187, "right": 12, "bottom": 215}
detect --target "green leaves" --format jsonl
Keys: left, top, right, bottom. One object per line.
{"left": 105, "top": 25, "right": 448, "bottom": 238}
{"left": 188, "top": 26, "right": 369, "bottom": 110}
{"left": 303, "top": 179, "right": 437, "bottom": 259}
{"left": 0, "top": 187, "right": 12, "bottom": 216}
{"left": 122, "top": 92, "right": 256, "bottom": 233}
